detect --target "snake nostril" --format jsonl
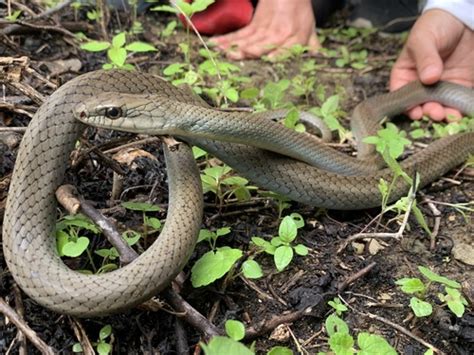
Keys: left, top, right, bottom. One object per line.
{"left": 80, "top": 111, "right": 87, "bottom": 118}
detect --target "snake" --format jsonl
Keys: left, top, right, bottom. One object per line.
{"left": 3, "top": 69, "right": 474, "bottom": 317}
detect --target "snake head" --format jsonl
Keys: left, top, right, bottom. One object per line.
{"left": 73, "top": 93, "right": 159, "bottom": 134}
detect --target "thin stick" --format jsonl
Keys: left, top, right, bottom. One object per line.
{"left": 0, "top": 298, "right": 55, "bottom": 355}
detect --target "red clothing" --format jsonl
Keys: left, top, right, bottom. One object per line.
{"left": 179, "top": 0, "right": 254, "bottom": 35}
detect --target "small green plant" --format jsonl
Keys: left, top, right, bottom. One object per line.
{"left": 321, "top": 298, "right": 397, "bottom": 355}
{"left": 200, "top": 165, "right": 254, "bottom": 204}
{"left": 56, "top": 214, "right": 100, "bottom": 259}
{"left": 395, "top": 266, "right": 468, "bottom": 318}
{"left": 121, "top": 201, "right": 162, "bottom": 239}
{"left": 201, "top": 319, "right": 293, "bottom": 355}
{"left": 73, "top": 324, "right": 113, "bottom": 354}
{"left": 252, "top": 214, "right": 308, "bottom": 271}
{"left": 335, "top": 46, "right": 368, "bottom": 69}
{"left": 94, "top": 230, "right": 141, "bottom": 273}
{"left": 310, "top": 94, "right": 349, "bottom": 142}
{"left": 191, "top": 227, "right": 243, "bottom": 287}
{"left": 365, "top": 124, "right": 432, "bottom": 234}
{"left": 80, "top": 32, "right": 156, "bottom": 70}
{"left": 161, "top": 20, "right": 178, "bottom": 38}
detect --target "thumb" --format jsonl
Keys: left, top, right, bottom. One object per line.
{"left": 409, "top": 34, "right": 443, "bottom": 84}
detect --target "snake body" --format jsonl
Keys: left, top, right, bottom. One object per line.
{"left": 3, "top": 70, "right": 474, "bottom": 316}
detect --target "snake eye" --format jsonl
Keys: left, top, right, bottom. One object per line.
{"left": 105, "top": 107, "right": 122, "bottom": 120}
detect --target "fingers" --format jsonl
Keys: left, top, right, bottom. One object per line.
{"left": 407, "top": 104, "right": 463, "bottom": 121}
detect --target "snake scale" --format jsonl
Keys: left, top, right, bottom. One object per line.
{"left": 3, "top": 70, "right": 474, "bottom": 316}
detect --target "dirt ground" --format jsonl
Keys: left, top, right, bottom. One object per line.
{"left": 0, "top": 2, "right": 473, "bottom": 354}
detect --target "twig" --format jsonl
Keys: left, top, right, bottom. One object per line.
{"left": 337, "top": 187, "right": 417, "bottom": 253}
{"left": 69, "top": 317, "right": 94, "bottom": 355}
{"left": 337, "top": 262, "right": 377, "bottom": 292}
{"left": 423, "top": 198, "right": 441, "bottom": 251}
{"left": 0, "top": 298, "right": 55, "bottom": 355}
{"left": 0, "top": 126, "right": 28, "bottom": 132}
{"left": 162, "top": 289, "right": 221, "bottom": 340}
{"left": 2, "top": 0, "right": 73, "bottom": 35}
{"left": 55, "top": 184, "right": 138, "bottom": 265}
{"left": 12, "top": 285, "right": 27, "bottom": 355}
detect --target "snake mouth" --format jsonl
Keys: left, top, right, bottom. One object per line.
{"left": 73, "top": 103, "right": 88, "bottom": 121}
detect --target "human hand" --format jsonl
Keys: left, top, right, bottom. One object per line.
{"left": 390, "top": 9, "right": 474, "bottom": 121}
{"left": 211, "top": 0, "right": 320, "bottom": 60}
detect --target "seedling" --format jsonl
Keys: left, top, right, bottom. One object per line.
{"left": 201, "top": 319, "right": 293, "bottom": 355}
{"left": 252, "top": 213, "right": 308, "bottom": 271}
{"left": 200, "top": 165, "right": 254, "bottom": 205}
{"left": 80, "top": 32, "right": 157, "bottom": 70}
{"left": 321, "top": 298, "right": 397, "bottom": 355}
{"left": 73, "top": 324, "right": 113, "bottom": 354}
{"left": 396, "top": 266, "right": 467, "bottom": 318}
{"left": 191, "top": 227, "right": 243, "bottom": 287}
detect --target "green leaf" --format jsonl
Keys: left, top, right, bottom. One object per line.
{"left": 395, "top": 278, "right": 426, "bottom": 294}
{"left": 123, "top": 230, "right": 141, "bottom": 246}
{"left": 61, "top": 237, "right": 90, "bottom": 257}
{"left": 193, "top": 146, "right": 207, "bottom": 159}
{"left": 112, "top": 32, "right": 126, "bottom": 48}
{"left": 204, "top": 165, "right": 232, "bottom": 179}
{"left": 267, "top": 346, "right": 293, "bottom": 355}
{"left": 325, "top": 314, "right": 349, "bottom": 336}
{"left": 145, "top": 216, "right": 162, "bottom": 230}
{"left": 412, "top": 203, "right": 432, "bottom": 235}
{"left": 175, "top": 1, "right": 193, "bottom": 16}
{"left": 80, "top": 41, "right": 110, "bottom": 52}
{"left": 191, "top": 247, "right": 242, "bottom": 287}
{"left": 125, "top": 42, "right": 157, "bottom": 52}
{"left": 216, "top": 227, "right": 231, "bottom": 237}
{"left": 107, "top": 47, "right": 127, "bottom": 67}
{"left": 95, "top": 248, "right": 116, "bottom": 259}
{"left": 96, "top": 342, "right": 111, "bottom": 355}
{"left": 357, "top": 333, "right": 397, "bottom": 355}
{"left": 224, "top": 87, "right": 239, "bottom": 102}
{"left": 328, "top": 298, "right": 348, "bottom": 315}
{"left": 121, "top": 201, "right": 161, "bottom": 212}
{"left": 99, "top": 325, "right": 112, "bottom": 340}
{"left": 289, "top": 213, "right": 305, "bottom": 228}
{"left": 162, "top": 20, "right": 177, "bottom": 37}
{"left": 274, "top": 245, "right": 293, "bottom": 271}
{"left": 151, "top": 5, "right": 178, "bottom": 13}
{"left": 221, "top": 176, "right": 248, "bottom": 186}
{"left": 444, "top": 287, "right": 466, "bottom": 317}
{"left": 293, "top": 244, "right": 308, "bottom": 256}
{"left": 191, "top": 0, "right": 215, "bottom": 13}
{"left": 328, "top": 332, "right": 354, "bottom": 355}
{"left": 242, "top": 260, "right": 263, "bottom": 279}
{"left": 201, "top": 336, "right": 253, "bottom": 355}
{"left": 197, "top": 229, "right": 215, "bottom": 243}
{"left": 225, "top": 320, "right": 245, "bottom": 341}
{"left": 240, "top": 87, "right": 259, "bottom": 100}
{"left": 56, "top": 214, "right": 100, "bottom": 234}
{"left": 72, "top": 343, "right": 83, "bottom": 352}
{"left": 278, "top": 216, "right": 297, "bottom": 243}
{"left": 163, "top": 63, "right": 186, "bottom": 76}
{"left": 410, "top": 297, "right": 433, "bottom": 317}
{"left": 251, "top": 237, "right": 276, "bottom": 254}
{"left": 418, "top": 266, "right": 461, "bottom": 288}
{"left": 350, "top": 62, "right": 366, "bottom": 70}
{"left": 321, "top": 95, "right": 339, "bottom": 117}
{"left": 56, "top": 230, "right": 70, "bottom": 256}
